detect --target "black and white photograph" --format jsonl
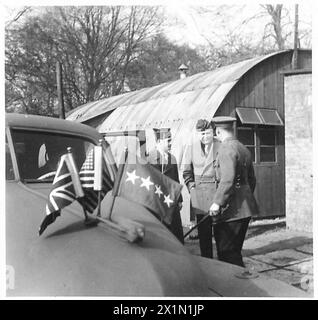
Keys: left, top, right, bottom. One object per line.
{"left": 3, "top": 0, "right": 315, "bottom": 300}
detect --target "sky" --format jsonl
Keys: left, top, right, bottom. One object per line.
{"left": 164, "top": 3, "right": 313, "bottom": 48}
{"left": 3, "top": 1, "right": 314, "bottom": 50}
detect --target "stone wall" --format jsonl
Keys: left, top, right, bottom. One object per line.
{"left": 284, "top": 73, "right": 312, "bottom": 232}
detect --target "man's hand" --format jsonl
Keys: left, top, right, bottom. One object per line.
{"left": 209, "top": 203, "right": 220, "bottom": 216}
{"left": 178, "top": 202, "right": 183, "bottom": 210}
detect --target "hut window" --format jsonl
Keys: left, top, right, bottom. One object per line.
{"left": 236, "top": 108, "right": 263, "bottom": 125}
{"left": 257, "top": 109, "right": 283, "bottom": 126}
{"left": 237, "top": 127, "right": 277, "bottom": 164}
{"left": 259, "top": 128, "right": 276, "bottom": 162}
{"left": 236, "top": 107, "right": 283, "bottom": 126}
{"left": 237, "top": 127, "right": 256, "bottom": 162}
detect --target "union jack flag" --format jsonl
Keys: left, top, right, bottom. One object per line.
{"left": 79, "top": 145, "right": 116, "bottom": 213}
{"left": 39, "top": 153, "right": 79, "bottom": 235}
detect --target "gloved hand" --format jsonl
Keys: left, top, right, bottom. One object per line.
{"left": 209, "top": 203, "right": 220, "bottom": 216}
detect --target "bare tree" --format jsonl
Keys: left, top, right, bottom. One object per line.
{"left": 188, "top": 4, "right": 311, "bottom": 66}
{"left": 5, "top": 6, "right": 32, "bottom": 28}
{"left": 262, "top": 5, "right": 287, "bottom": 50}
{"left": 5, "top": 6, "right": 163, "bottom": 114}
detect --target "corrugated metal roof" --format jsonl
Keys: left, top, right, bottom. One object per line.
{"left": 67, "top": 50, "right": 291, "bottom": 125}
{"left": 66, "top": 50, "right": 294, "bottom": 168}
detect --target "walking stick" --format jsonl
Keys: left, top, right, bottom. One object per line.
{"left": 183, "top": 205, "right": 229, "bottom": 239}
{"left": 183, "top": 214, "right": 211, "bottom": 239}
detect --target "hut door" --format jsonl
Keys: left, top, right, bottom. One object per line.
{"left": 237, "top": 126, "right": 285, "bottom": 217}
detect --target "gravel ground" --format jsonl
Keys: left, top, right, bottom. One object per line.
{"left": 184, "top": 218, "right": 314, "bottom": 296}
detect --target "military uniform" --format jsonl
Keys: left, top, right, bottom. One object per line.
{"left": 148, "top": 129, "right": 184, "bottom": 244}
{"left": 211, "top": 117, "right": 258, "bottom": 267}
{"left": 182, "top": 120, "right": 220, "bottom": 258}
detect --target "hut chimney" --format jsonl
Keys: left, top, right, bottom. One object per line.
{"left": 178, "top": 64, "right": 188, "bottom": 79}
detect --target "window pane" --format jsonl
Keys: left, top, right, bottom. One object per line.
{"left": 258, "top": 109, "right": 283, "bottom": 126}
{"left": 238, "top": 128, "right": 254, "bottom": 145}
{"left": 260, "top": 146, "right": 276, "bottom": 162}
{"left": 259, "top": 129, "right": 275, "bottom": 146}
{"left": 247, "top": 147, "right": 255, "bottom": 163}
{"left": 236, "top": 108, "right": 262, "bottom": 124}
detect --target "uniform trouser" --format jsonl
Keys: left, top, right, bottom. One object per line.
{"left": 197, "top": 214, "right": 213, "bottom": 258}
{"left": 213, "top": 217, "right": 251, "bottom": 267}
{"left": 190, "top": 182, "right": 217, "bottom": 259}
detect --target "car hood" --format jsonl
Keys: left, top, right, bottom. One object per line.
{"left": 6, "top": 181, "right": 216, "bottom": 297}
{"left": 6, "top": 182, "right": 308, "bottom": 297}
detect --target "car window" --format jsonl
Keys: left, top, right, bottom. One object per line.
{"left": 10, "top": 129, "right": 95, "bottom": 182}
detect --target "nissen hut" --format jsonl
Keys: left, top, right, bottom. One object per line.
{"left": 67, "top": 49, "right": 312, "bottom": 225}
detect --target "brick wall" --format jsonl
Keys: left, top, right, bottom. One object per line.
{"left": 284, "top": 73, "right": 312, "bottom": 232}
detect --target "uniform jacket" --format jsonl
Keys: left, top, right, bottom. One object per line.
{"left": 182, "top": 138, "right": 220, "bottom": 216}
{"left": 148, "top": 149, "right": 182, "bottom": 203}
{"left": 213, "top": 137, "right": 258, "bottom": 223}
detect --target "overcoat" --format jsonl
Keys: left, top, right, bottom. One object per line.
{"left": 212, "top": 137, "right": 258, "bottom": 223}
{"left": 182, "top": 138, "right": 220, "bottom": 216}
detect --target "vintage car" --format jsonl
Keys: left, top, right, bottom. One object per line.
{"left": 5, "top": 113, "right": 307, "bottom": 297}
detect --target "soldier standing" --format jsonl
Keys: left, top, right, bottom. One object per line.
{"left": 209, "top": 116, "right": 258, "bottom": 267}
{"left": 148, "top": 128, "right": 184, "bottom": 244}
{"left": 182, "top": 119, "right": 220, "bottom": 258}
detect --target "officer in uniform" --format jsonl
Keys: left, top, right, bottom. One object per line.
{"left": 182, "top": 119, "right": 220, "bottom": 258}
{"left": 209, "top": 116, "right": 259, "bottom": 267}
{"left": 148, "top": 128, "right": 184, "bottom": 244}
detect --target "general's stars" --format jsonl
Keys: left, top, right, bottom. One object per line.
{"left": 163, "top": 194, "right": 174, "bottom": 208}
{"left": 126, "top": 170, "right": 140, "bottom": 184}
{"left": 155, "top": 185, "right": 163, "bottom": 197}
{"left": 125, "top": 169, "right": 175, "bottom": 208}
{"left": 140, "top": 176, "right": 154, "bottom": 191}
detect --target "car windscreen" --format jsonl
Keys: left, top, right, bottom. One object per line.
{"left": 10, "top": 129, "right": 95, "bottom": 182}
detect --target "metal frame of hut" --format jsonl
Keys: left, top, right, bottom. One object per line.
{"left": 67, "top": 49, "right": 312, "bottom": 224}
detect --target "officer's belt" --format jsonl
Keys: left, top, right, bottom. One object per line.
{"left": 195, "top": 175, "right": 216, "bottom": 183}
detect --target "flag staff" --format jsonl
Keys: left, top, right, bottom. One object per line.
{"left": 108, "top": 147, "right": 128, "bottom": 221}
{"left": 66, "top": 147, "right": 92, "bottom": 224}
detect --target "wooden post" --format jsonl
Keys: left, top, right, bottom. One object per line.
{"left": 56, "top": 61, "right": 65, "bottom": 119}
